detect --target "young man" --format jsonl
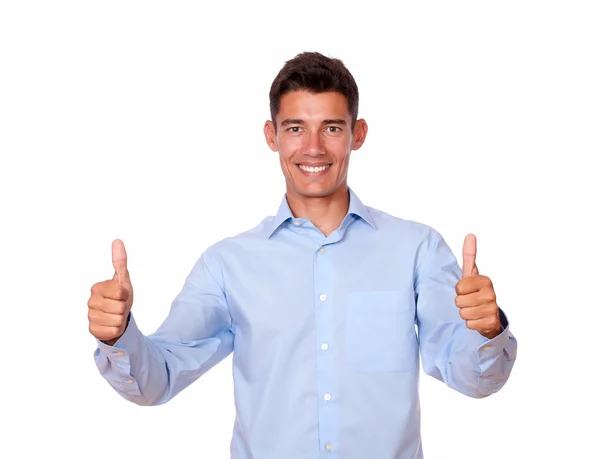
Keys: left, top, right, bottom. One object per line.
{"left": 89, "top": 51, "right": 517, "bottom": 458}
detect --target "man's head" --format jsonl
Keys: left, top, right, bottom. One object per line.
{"left": 264, "top": 52, "right": 368, "bottom": 200}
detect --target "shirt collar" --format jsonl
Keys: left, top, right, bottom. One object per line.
{"left": 266, "top": 186, "right": 376, "bottom": 238}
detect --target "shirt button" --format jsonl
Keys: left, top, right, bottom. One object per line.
{"left": 114, "top": 351, "right": 125, "bottom": 356}
{"left": 325, "top": 443, "right": 333, "bottom": 451}
{"left": 319, "top": 246, "right": 326, "bottom": 252}
{"left": 293, "top": 220, "right": 301, "bottom": 226}
{"left": 126, "top": 379, "right": 134, "bottom": 384}
{"left": 319, "top": 294, "right": 327, "bottom": 301}
{"left": 324, "top": 393, "right": 331, "bottom": 401}
{"left": 321, "top": 343, "right": 329, "bottom": 351}
{"left": 483, "top": 345, "right": 491, "bottom": 351}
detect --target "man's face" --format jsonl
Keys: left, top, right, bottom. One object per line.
{"left": 264, "top": 90, "right": 367, "bottom": 199}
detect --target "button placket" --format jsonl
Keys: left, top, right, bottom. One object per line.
{"left": 314, "top": 240, "right": 338, "bottom": 455}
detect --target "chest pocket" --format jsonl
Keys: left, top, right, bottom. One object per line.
{"left": 345, "top": 290, "right": 417, "bottom": 373}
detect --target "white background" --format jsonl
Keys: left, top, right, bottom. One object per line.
{"left": 1, "top": 1, "right": 598, "bottom": 458}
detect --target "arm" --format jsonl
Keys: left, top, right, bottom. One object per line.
{"left": 415, "top": 229, "right": 517, "bottom": 398}
{"left": 93, "top": 250, "right": 234, "bottom": 406}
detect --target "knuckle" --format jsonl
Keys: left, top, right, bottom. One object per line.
{"left": 88, "top": 297, "right": 101, "bottom": 309}
{"left": 482, "top": 286, "right": 495, "bottom": 302}
{"left": 115, "top": 286, "right": 128, "bottom": 301}
{"left": 89, "top": 323, "right": 101, "bottom": 337}
{"left": 93, "top": 281, "right": 110, "bottom": 298}
{"left": 114, "top": 315, "right": 124, "bottom": 327}
{"left": 116, "top": 302, "right": 127, "bottom": 315}
{"left": 91, "top": 280, "right": 107, "bottom": 294}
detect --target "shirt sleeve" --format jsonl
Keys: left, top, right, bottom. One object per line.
{"left": 414, "top": 229, "right": 518, "bottom": 398}
{"left": 93, "top": 249, "right": 234, "bottom": 406}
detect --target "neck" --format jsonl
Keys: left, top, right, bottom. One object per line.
{"left": 286, "top": 185, "right": 350, "bottom": 237}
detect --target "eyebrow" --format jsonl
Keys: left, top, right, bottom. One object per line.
{"left": 280, "top": 119, "right": 304, "bottom": 127}
{"left": 279, "top": 119, "right": 347, "bottom": 127}
{"left": 323, "top": 119, "right": 347, "bottom": 125}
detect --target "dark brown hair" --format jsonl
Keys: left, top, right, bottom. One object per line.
{"left": 269, "top": 51, "right": 359, "bottom": 131}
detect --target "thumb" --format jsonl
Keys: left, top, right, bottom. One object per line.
{"left": 111, "top": 239, "right": 130, "bottom": 285}
{"left": 462, "top": 233, "right": 478, "bottom": 278}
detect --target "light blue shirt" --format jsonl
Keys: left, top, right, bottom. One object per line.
{"left": 94, "top": 187, "right": 517, "bottom": 459}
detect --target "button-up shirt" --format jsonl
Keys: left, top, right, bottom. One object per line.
{"left": 94, "top": 187, "right": 517, "bottom": 459}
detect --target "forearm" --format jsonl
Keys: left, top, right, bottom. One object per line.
{"left": 94, "top": 314, "right": 170, "bottom": 406}
{"left": 443, "top": 310, "right": 517, "bottom": 398}
{"left": 416, "top": 229, "right": 518, "bottom": 398}
{"left": 94, "top": 311, "right": 235, "bottom": 406}
{"left": 93, "top": 251, "right": 236, "bottom": 406}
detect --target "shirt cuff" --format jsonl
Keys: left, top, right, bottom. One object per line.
{"left": 462, "top": 308, "right": 510, "bottom": 357}
{"left": 94, "top": 314, "right": 144, "bottom": 395}
{"left": 95, "top": 314, "right": 141, "bottom": 368}
{"left": 468, "top": 308, "right": 511, "bottom": 365}
{"left": 96, "top": 313, "right": 139, "bottom": 355}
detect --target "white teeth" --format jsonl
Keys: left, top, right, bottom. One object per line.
{"left": 299, "top": 164, "right": 330, "bottom": 173}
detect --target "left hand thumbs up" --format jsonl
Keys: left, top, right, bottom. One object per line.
{"left": 462, "top": 233, "right": 479, "bottom": 278}
{"left": 455, "top": 233, "right": 502, "bottom": 339}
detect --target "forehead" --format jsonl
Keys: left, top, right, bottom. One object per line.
{"left": 277, "top": 90, "right": 350, "bottom": 123}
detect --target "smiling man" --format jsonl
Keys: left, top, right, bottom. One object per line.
{"left": 263, "top": 88, "right": 366, "bottom": 238}
{"left": 89, "top": 51, "right": 517, "bottom": 458}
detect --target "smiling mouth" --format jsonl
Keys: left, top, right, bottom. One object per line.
{"left": 297, "top": 164, "right": 332, "bottom": 173}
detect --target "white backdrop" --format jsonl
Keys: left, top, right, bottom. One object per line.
{"left": 1, "top": 1, "right": 598, "bottom": 458}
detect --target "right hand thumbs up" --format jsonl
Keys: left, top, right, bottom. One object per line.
{"left": 88, "top": 239, "right": 134, "bottom": 345}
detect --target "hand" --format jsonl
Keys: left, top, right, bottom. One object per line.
{"left": 87, "top": 239, "right": 134, "bottom": 345}
{"left": 455, "top": 234, "right": 502, "bottom": 339}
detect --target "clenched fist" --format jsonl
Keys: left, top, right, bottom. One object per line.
{"left": 88, "top": 239, "right": 134, "bottom": 345}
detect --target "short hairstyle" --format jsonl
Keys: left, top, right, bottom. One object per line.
{"left": 269, "top": 51, "right": 359, "bottom": 131}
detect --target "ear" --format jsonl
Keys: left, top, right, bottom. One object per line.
{"left": 264, "top": 120, "right": 279, "bottom": 152}
{"left": 351, "top": 119, "right": 368, "bottom": 151}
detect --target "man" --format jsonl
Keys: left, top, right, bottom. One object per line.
{"left": 89, "top": 51, "right": 517, "bottom": 458}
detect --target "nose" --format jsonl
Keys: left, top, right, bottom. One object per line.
{"left": 304, "top": 130, "right": 325, "bottom": 156}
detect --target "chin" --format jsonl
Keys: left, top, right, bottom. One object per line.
{"left": 291, "top": 182, "right": 338, "bottom": 198}
{"left": 298, "top": 190, "right": 331, "bottom": 198}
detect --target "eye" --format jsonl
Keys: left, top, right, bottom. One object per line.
{"left": 287, "top": 126, "right": 301, "bottom": 133}
{"left": 326, "top": 126, "right": 341, "bottom": 133}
